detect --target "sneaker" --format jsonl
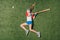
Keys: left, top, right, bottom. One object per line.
{"left": 25, "top": 30, "right": 29, "bottom": 36}
{"left": 37, "top": 32, "right": 40, "bottom": 37}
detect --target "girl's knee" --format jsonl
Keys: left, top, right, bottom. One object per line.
{"left": 20, "top": 23, "right": 25, "bottom": 27}
{"left": 29, "top": 29, "right": 33, "bottom": 31}
{"left": 20, "top": 24, "right": 23, "bottom": 27}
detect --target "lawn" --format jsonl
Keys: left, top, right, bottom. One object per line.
{"left": 0, "top": 0, "right": 60, "bottom": 40}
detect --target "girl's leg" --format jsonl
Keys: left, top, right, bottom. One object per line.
{"left": 29, "top": 24, "right": 37, "bottom": 33}
{"left": 29, "top": 24, "right": 40, "bottom": 37}
{"left": 20, "top": 23, "right": 28, "bottom": 31}
{"left": 20, "top": 23, "right": 29, "bottom": 35}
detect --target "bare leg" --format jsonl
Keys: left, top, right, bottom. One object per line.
{"left": 20, "top": 23, "right": 28, "bottom": 31}
{"left": 29, "top": 24, "right": 37, "bottom": 34}
{"left": 29, "top": 24, "right": 40, "bottom": 37}
{"left": 20, "top": 23, "right": 29, "bottom": 35}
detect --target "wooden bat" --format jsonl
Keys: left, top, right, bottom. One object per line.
{"left": 38, "top": 8, "right": 50, "bottom": 13}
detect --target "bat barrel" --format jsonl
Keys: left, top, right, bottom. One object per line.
{"left": 38, "top": 8, "right": 50, "bottom": 13}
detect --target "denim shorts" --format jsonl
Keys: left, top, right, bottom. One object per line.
{"left": 26, "top": 21, "right": 32, "bottom": 25}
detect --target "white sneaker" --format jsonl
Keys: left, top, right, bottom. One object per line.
{"left": 25, "top": 30, "right": 29, "bottom": 36}
{"left": 37, "top": 32, "right": 40, "bottom": 37}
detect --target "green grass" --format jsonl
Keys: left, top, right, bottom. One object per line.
{"left": 0, "top": 0, "right": 60, "bottom": 40}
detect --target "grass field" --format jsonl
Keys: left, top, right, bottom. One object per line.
{"left": 0, "top": 0, "right": 60, "bottom": 40}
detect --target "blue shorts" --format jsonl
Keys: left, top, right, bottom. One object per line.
{"left": 26, "top": 21, "right": 32, "bottom": 25}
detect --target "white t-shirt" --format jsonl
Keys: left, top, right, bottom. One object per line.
{"left": 26, "top": 9, "right": 32, "bottom": 21}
